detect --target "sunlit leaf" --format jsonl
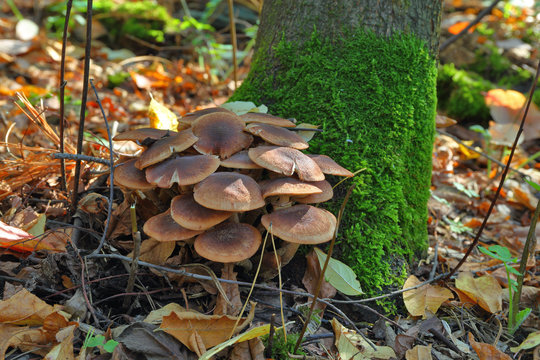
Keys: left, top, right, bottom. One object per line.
{"left": 314, "top": 247, "right": 363, "bottom": 296}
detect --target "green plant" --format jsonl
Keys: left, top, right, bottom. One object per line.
{"left": 262, "top": 332, "right": 305, "bottom": 359}
{"left": 479, "top": 245, "right": 531, "bottom": 334}
{"left": 82, "top": 328, "right": 119, "bottom": 354}
{"left": 469, "top": 125, "right": 493, "bottom": 175}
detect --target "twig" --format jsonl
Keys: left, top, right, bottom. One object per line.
{"left": 71, "top": 0, "right": 94, "bottom": 213}
{"left": 266, "top": 314, "right": 276, "bottom": 358}
{"left": 512, "top": 181, "right": 540, "bottom": 318}
{"left": 58, "top": 0, "right": 73, "bottom": 192}
{"left": 89, "top": 79, "right": 115, "bottom": 255}
{"left": 293, "top": 185, "right": 366, "bottom": 353}
{"left": 227, "top": 0, "right": 238, "bottom": 89}
{"left": 439, "top": 0, "right": 503, "bottom": 52}
{"left": 123, "top": 204, "right": 140, "bottom": 309}
{"left": 53, "top": 152, "right": 112, "bottom": 165}
{"left": 445, "top": 59, "right": 540, "bottom": 279}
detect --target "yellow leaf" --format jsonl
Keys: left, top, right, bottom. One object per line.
{"left": 510, "top": 331, "right": 540, "bottom": 353}
{"left": 148, "top": 98, "right": 178, "bottom": 130}
{"left": 332, "top": 319, "right": 395, "bottom": 359}
{"left": 405, "top": 345, "right": 432, "bottom": 360}
{"left": 199, "top": 324, "right": 271, "bottom": 360}
{"left": 456, "top": 272, "right": 502, "bottom": 313}
{"left": 403, "top": 275, "right": 453, "bottom": 317}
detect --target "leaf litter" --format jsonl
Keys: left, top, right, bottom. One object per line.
{"left": 0, "top": 0, "right": 539, "bottom": 359}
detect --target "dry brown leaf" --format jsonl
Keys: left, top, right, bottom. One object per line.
{"left": 302, "top": 249, "right": 337, "bottom": 313}
{"left": 0, "top": 324, "right": 50, "bottom": 358}
{"left": 44, "top": 324, "right": 76, "bottom": 360}
{"left": 455, "top": 272, "right": 502, "bottom": 313}
{"left": 214, "top": 263, "right": 242, "bottom": 316}
{"left": 131, "top": 238, "right": 175, "bottom": 265}
{"left": 159, "top": 307, "right": 254, "bottom": 352}
{"left": 189, "top": 331, "right": 207, "bottom": 358}
{"left": 468, "top": 332, "right": 511, "bottom": 360}
{"left": 0, "top": 288, "right": 56, "bottom": 325}
{"left": 403, "top": 275, "right": 453, "bottom": 317}
{"left": 229, "top": 338, "right": 265, "bottom": 360}
{"left": 405, "top": 344, "right": 432, "bottom": 360}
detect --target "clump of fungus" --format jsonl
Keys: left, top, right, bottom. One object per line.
{"left": 113, "top": 106, "right": 352, "bottom": 278}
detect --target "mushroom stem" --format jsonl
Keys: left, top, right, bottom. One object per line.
{"left": 278, "top": 242, "right": 300, "bottom": 267}
{"left": 230, "top": 213, "right": 240, "bottom": 223}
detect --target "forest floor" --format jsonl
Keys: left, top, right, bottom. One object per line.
{"left": 0, "top": 0, "right": 539, "bottom": 359}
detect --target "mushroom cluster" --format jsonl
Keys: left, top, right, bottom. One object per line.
{"left": 113, "top": 107, "right": 353, "bottom": 269}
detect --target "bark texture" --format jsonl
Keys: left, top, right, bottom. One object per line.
{"left": 232, "top": 0, "right": 442, "bottom": 300}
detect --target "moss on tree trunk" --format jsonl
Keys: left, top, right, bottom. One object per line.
{"left": 231, "top": 0, "right": 440, "bottom": 299}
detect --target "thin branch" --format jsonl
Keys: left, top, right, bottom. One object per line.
{"left": 59, "top": 0, "right": 73, "bottom": 192}
{"left": 445, "top": 59, "right": 540, "bottom": 279}
{"left": 227, "top": 0, "right": 238, "bottom": 89}
{"left": 439, "top": 0, "right": 503, "bottom": 52}
{"left": 70, "top": 0, "right": 93, "bottom": 213}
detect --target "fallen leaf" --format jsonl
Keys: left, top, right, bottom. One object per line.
{"left": 0, "top": 288, "right": 57, "bottom": 325}
{"left": 468, "top": 332, "right": 511, "bottom": 360}
{"left": 456, "top": 272, "right": 502, "bottom": 313}
{"left": 214, "top": 263, "right": 242, "bottom": 316}
{"left": 403, "top": 275, "right": 453, "bottom": 317}
{"left": 405, "top": 344, "right": 432, "bottom": 360}
{"left": 314, "top": 247, "right": 362, "bottom": 296}
{"left": 302, "top": 249, "right": 337, "bottom": 312}
{"left": 131, "top": 238, "right": 175, "bottom": 265}
{"left": 159, "top": 306, "right": 254, "bottom": 352}
{"left": 510, "top": 330, "right": 540, "bottom": 353}
{"left": 199, "top": 324, "right": 271, "bottom": 360}
{"left": 332, "top": 319, "right": 395, "bottom": 359}
{"left": 229, "top": 337, "right": 265, "bottom": 360}
{"left": 148, "top": 97, "right": 179, "bottom": 130}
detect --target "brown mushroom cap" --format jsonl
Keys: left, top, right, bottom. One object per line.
{"left": 260, "top": 177, "right": 323, "bottom": 198}
{"left": 191, "top": 112, "right": 253, "bottom": 159}
{"left": 193, "top": 172, "right": 265, "bottom": 211}
{"left": 143, "top": 209, "right": 203, "bottom": 242}
{"left": 307, "top": 154, "right": 354, "bottom": 177}
{"left": 135, "top": 129, "right": 198, "bottom": 169}
{"left": 113, "top": 128, "right": 172, "bottom": 143}
{"left": 170, "top": 194, "right": 233, "bottom": 230}
{"left": 248, "top": 146, "right": 324, "bottom": 182}
{"left": 246, "top": 123, "right": 309, "bottom": 150}
{"left": 114, "top": 158, "right": 155, "bottom": 190}
{"left": 145, "top": 154, "right": 220, "bottom": 188}
{"left": 293, "top": 180, "right": 333, "bottom": 203}
{"left": 261, "top": 204, "right": 336, "bottom": 244}
{"left": 220, "top": 150, "right": 262, "bottom": 169}
{"left": 240, "top": 113, "right": 296, "bottom": 128}
{"left": 194, "top": 222, "right": 261, "bottom": 262}
{"left": 179, "top": 107, "right": 235, "bottom": 127}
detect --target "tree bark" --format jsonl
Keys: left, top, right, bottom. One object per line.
{"left": 232, "top": 0, "right": 442, "bottom": 300}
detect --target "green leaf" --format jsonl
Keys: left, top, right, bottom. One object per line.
{"left": 510, "top": 308, "right": 532, "bottom": 335}
{"left": 523, "top": 177, "right": 540, "bottom": 192}
{"left": 507, "top": 266, "right": 522, "bottom": 276}
{"left": 221, "top": 101, "right": 268, "bottom": 115}
{"left": 314, "top": 247, "right": 363, "bottom": 296}
{"left": 103, "top": 339, "right": 119, "bottom": 353}
{"left": 488, "top": 245, "right": 513, "bottom": 261}
{"left": 85, "top": 335, "right": 105, "bottom": 348}
{"left": 510, "top": 330, "right": 540, "bottom": 352}
{"left": 452, "top": 182, "right": 479, "bottom": 198}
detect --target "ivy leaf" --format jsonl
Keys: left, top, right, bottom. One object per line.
{"left": 314, "top": 247, "right": 363, "bottom": 296}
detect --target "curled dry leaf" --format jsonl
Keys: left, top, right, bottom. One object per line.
{"left": 468, "top": 332, "right": 512, "bottom": 360}
{"left": 402, "top": 275, "right": 453, "bottom": 317}
{"left": 332, "top": 319, "right": 396, "bottom": 360}
{"left": 455, "top": 272, "right": 502, "bottom": 313}
{"left": 405, "top": 344, "right": 432, "bottom": 360}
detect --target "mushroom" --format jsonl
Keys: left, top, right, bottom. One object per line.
{"left": 170, "top": 194, "right": 233, "bottom": 231}
{"left": 220, "top": 150, "right": 262, "bottom": 170}
{"left": 240, "top": 113, "right": 296, "bottom": 128}
{"left": 194, "top": 222, "right": 261, "bottom": 263}
{"left": 112, "top": 128, "right": 172, "bottom": 144}
{"left": 248, "top": 146, "right": 324, "bottom": 182}
{"left": 191, "top": 112, "right": 253, "bottom": 159}
{"left": 145, "top": 154, "right": 220, "bottom": 188}
{"left": 193, "top": 172, "right": 265, "bottom": 212}
{"left": 307, "top": 154, "right": 354, "bottom": 177}
{"left": 179, "top": 107, "right": 235, "bottom": 128}
{"left": 143, "top": 209, "right": 203, "bottom": 242}
{"left": 260, "top": 177, "right": 323, "bottom": 208}
{"left": 113, "top": 158, "right": 155, "bottom": 190}
{"left": 260, "top": 204, "right": 336, "bottom": 267}
{"left": 246, "top": 123, "right": 309, "bottom": 150}
{"left": 135, "top": 129, "right": 198, "bottom": 169}
{"left": 293, "top": 180, "right": 333, "bottom": 204}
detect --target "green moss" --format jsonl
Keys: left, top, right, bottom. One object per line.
{"left": 261, "top": 332, "right": 305, "bottom": 359}
{"left": 231, "top": 30, "right": 436, "bottom": 298}
{"left": 437, "top": 63, "right": 494, "bottom": 121}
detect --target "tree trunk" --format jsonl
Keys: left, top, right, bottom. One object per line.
{"left": 231, "top": 0, "right": 442, "bottom": 299}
